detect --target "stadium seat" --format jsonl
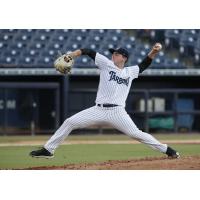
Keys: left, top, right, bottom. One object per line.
{"left": 163, "top": 58, "right": 185, "bottom": 69}
{"left": 72, "top": 29, "right": 90, "bottom": 37}
{"left": 86, "top": 35, "right": 104, "bottom": 45}
{"left": 64, "top": 41, "right": 82, "bottom": 52}
{"left": 0, "top": 33, "right": 14, "bottom": 41}
{"left": 68, "top": 35, "right": 87, "bottom": 44}
{"left": 46, "top": 42, "right": 64, "bottom": 50}
{"left": 179, "top": 35, "right": 196, "bottom": 57}
{"left": 0, "top": 29, "right": 199, "bottom": 69}
{"left": 107, "top": 29, "right": 126, "bottom": 38}
{"left": 0, "top": 29, "right": 19, "bottom": 34}
{"left": 75, "top": 56, "right": 94, "bottom": 68}
{"left": 0, "top": 56, "right": 17, "bottom": 66}
{"left": 18, "top": 56, "right": 36, "bottom": 67}
{"left": 36, "top": 56, "right": 54, "bottom": 67}
{"left": 120, "top": 36, "right": 136, "bottom": 51}
{"left": 149, "top": 30, "right": 165, "bottom": 42}
{"left": 165, "top": 29, "right": 182, "bottom": 49}
{"left": 10, "top": 41, "right": 27, "bottom": 50}
{"left": 36, "top": 29, "right": 55, "bottom": 36}
{"left": 89, "top": 29, "right": 108, "bottom": 37}
{"left": 0, "top": 41, "right": 8, "bottom": 50}
{"left": 3, "top": 49, "right": 21, "bottom": 58}
{"left": 51, "top": 34, "right": 69, "bottom": 43}
{"left": 20, "top": 29, "right": 37, "bottom": 35}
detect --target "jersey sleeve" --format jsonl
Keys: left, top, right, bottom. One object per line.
{"left": 129, "top": 65, "right": 140, "bottom": 79}
{"left": 95, "top": 53, "right": 111, "bottom": 70}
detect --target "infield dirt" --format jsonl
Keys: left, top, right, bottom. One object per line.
{"left": 25, "top": 156, "right": 200, "bottom": 170}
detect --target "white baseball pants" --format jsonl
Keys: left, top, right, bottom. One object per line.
{"left": 44, "top": 105, "right": 167, "bottom": 154}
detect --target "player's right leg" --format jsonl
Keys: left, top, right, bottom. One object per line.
{"left": 30, "top": 106, "right": 105, "bottom": 158}
{"left": 107, "top": 107, "right": 180, "bottom": 158}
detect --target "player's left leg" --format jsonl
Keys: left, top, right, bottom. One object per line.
{"left": 107, "top": 107, "right": 180, "bottom": 158}
{"left": 30, "top": 106, "right": 106, "bottom": 158}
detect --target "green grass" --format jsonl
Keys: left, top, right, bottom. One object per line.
{"left": 0, "top": 133, "right": 200, "bottom": 143}
{"left": 0, "top": 143, "right": 200, "bottom": 169}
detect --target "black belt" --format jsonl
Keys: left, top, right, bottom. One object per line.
{"left": 97, "top": 104, "right": 118, "bottom": 108}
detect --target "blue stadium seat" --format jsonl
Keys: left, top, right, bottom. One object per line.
{"left": 29, "top": 41, "right": 46, "bottom": 50}
{"left": 132, "top": 44, "right": 150, "bottom": 58}
{"left": 104, "top": 35, "right": 122, "bottom": 46}
{"left": 65, "top": 42, "right": 82, "bottom": 52}
{"left": 51, "top": 34, "right": 69, "bottom": 43}
{"left": 0, "top": 29, "right": 19, "bottom": 34}
{"left": 0, "top": 33, "right": 14, "bottom": 41}
{"left": 74, "top": 57, "right": 93, "bottom": 68}
{"left": 0, "top": 41, "right": 8, "bottom": 50}
{"left": 3, "top": 49, "right": 21, "bottom": 58}
{"left": 107, "top": 29, "right": 126, "bottom": 38}
{"left": 22, "top": 49, "right": 40, "bottom": 59}
{"left": 72, "top": 29, "right": 90, "bottom": 37}
{"left": 20, "top": 29, "right": 37, "bottom": 36}
{"left": 194, "top": 37, "right": 200, "bottom": 65}
{"left": 0, "top": 29, "right": 199, "bottom": 69}
{"left": 36, "top": 56, "right": 54, "bottom": 67}
{"left": 68, "top": 35, "right": 87, "bottom": 44}
{"left": 179, "top": 36, "right": 196, "bottom": 57}
{"left": 54, "top": 29, "right": 73, "bottom": 38}
{"left": 14, "top": 34, "right": 32, "bottom": 44}
{"left": 101, "top": 42, "right": 118, "bottom": 50}
{"left": 89, "top": 29, "right": 108, "bottom": 37}
{"left": 120, "top": 36, "right": 136, "bottom": 51}
{"left": 10, "top": 41, "right": 27, "bottom": 50}
{"left": 0, "top": 56, "right": 17, "bottom": 66}
{"left": 86, "top": 35, "right": 104, "bottom": 45}
{"left": 33, "top": 34, "right": 50, "bottom": 42}
{"left": 36, "top": 29, "right": 55, "bottom": 36}
{"left": 151, "top": 57, "right": 166, "bottom": 69}
{"left": 135, "top": 30, "right": 152, "bottom": 39}
{"left": 84, "top": 43, "right": 101, "bottom": 51}
{"left": 181, "top": 30, "right": 199, "bottom": 39}
{"left": 41, "top": 49, "right": 57, "bottom": 58}
{"left": 149, "top": 30, "right": 165, "bottom": 42}
{"left": 165, "top": 29, "right": 182, "bottom": 49}
{"left": 18, "top": 56, "right": 36, "bottom": 67}
{"left": 163, "top": 58, "right": 185, "bottom": 69}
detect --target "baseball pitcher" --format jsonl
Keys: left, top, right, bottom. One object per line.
{"left": 30, "top": 43, "right": 180, "bottom": 159}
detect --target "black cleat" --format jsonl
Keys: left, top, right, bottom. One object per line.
{"left": 166, "top": 146, "right": 180, "bottom": 159}
{"left": 29, "top": 147, "right": 54, "bottom": 158}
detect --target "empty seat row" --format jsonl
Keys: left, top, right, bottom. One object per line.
{"left": 0, "top": 29, "right": 188, "bottom": 69}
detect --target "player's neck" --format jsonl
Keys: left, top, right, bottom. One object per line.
{"left": 116, "top": 63, "right": 124, "bottom": 69}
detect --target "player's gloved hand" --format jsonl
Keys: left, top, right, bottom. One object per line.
{"left": 54, "top": 54, "right": 74, "bottom": 74}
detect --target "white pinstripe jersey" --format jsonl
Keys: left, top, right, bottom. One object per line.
{"left": 95, "top": 53, "right": 140, "bottom": 107}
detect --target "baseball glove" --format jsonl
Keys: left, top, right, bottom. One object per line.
{"left": 54, "top": 54, "right": 74, "bottom": 74}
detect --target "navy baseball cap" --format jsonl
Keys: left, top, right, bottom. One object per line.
{"left": 109, "top": 47, "right": 129, "bottom": 59}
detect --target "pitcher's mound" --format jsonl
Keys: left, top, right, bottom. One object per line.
{"left": 26, "top": 155, "right": 200, "bottom": 170}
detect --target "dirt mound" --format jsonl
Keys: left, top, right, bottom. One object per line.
{"left": 25, "top": 156, "right": 200, "bottom": 170}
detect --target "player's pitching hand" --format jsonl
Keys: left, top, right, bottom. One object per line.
{"left": 148, "top": 43, "right": 162, "bottom": 59}
{"left": 152, "top": 43, "right": 162, "bottom": 53}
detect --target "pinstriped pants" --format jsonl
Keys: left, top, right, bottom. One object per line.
{"left": 44, "top": 105, "right": 167, "bottom": 154}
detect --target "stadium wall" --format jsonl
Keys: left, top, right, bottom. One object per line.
{"left": 0, "top": 72, "right": 200, "bottom": 135}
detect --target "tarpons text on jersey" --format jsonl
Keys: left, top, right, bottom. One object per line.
{"left": 108, "top": 71, "right": 130, "bottom": 86}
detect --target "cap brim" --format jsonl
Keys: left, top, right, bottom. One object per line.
{"left": 108, "top": 48, "right": 115, "bottom": 54}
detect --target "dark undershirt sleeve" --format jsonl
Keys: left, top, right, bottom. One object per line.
{"left": 80, "top": 48, "right": 97, "bottom": 61}
{"left": 138, "top": 56, "right": 153, "bottom": 73}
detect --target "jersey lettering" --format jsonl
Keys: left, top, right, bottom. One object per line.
{"left": 108, "top": 71, "right": 130, "bottom": 86}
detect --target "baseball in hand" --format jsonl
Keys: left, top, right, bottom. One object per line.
{"left": 155, "top": 43, "right": 162, "bottom": 51}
